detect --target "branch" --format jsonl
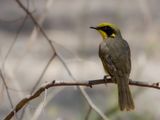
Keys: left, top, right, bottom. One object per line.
{"left": 3, "top": 77, "right": 160, "bottom": 120}
{"left": 14, "top": 0, "right": 109, "bottom": 119}
{"left": 0, "top": 70, "right": 18, "bottom": 120}
{"left": 12, "top": 1, "right": 159, "bottom": 120}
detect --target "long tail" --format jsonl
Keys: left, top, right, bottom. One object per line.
{"left": 116, "top": 76, "right": 135, "bottom": 111}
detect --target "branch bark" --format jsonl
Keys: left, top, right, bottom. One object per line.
{"left": 3, "top": 77, "right": 160, "bottom": 120}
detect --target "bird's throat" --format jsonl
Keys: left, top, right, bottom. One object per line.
{"left": 98, "top": 30, "right": 108, "bottom": 40}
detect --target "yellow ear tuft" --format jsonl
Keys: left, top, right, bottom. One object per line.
{"left": 111, "top": 33, "right": 116, "bottom": 38}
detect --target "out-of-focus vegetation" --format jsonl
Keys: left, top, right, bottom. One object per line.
{"left": 0, "top": 0, "right": 160, "bottom": 120}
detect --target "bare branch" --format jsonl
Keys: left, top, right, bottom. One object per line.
{"left": 14, "top": 0, "right": 108, "bottom": 119}
{"left": 0, "top": 70, "right": 17, "bottom": 119}
{"left": 2, "top": 15, "right": 28, "bottom": 76}
{"left": 84, "top": 106, "right": 92, "bottom": 120}
{"left": 15, "top": 0, "right": 55, "bottom": 52}
{"left": 3, "top": 77, "right": 160, "bottom": 120}
{"left": 31, "top": 54, "right": 56, "bottom": 93}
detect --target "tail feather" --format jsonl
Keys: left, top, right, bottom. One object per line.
{"left": 116, "top": 76, "right": 134, "bottom": 111}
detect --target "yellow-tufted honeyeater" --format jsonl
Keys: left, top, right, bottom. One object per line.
{"left": 90, "top": 22, "right": 134, "bottom": 111}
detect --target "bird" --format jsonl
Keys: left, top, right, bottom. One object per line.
{"left": 90, "top": 22, "right": 135, "bottom": 111}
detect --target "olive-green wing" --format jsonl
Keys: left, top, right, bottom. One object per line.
{"left": 99, "top": 39, "right": 131, "bottom": 77}
{"left": 99, "top": 44, "right": 117, "bottom": 77}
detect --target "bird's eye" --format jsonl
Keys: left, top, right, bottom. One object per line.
{"left": 104, "top": 26, "right": 109, "bottom": 30}
{"left": 100, "top": 26, "right": 109, "bottom": 31}
{"left": 105, "top": 26, "right": 112, "bottom": 30}
{"left": 101, "top": 26, "right": 116, "bottom": 37}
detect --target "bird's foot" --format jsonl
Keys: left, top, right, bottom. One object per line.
{"left": 103, "top": 75, "right": 110, "bottom": 84}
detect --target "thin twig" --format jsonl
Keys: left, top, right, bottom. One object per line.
{"left": 57, "top": 55, "right": 109, "bottom": 120}
{"left": 18, "top": 54, "right": 56, "bottom": 118}
{"left": 3, "top": 78, "right": 160, "bottom": 120}
{"left": 80, "top": 88, "right": 109, "bottom": 120}
{"left": 31, "top": 88, "right": 64, "bottom": 120}
{"left": 14, "top": 0, "right": 57, "bottom": 119}
{"left": 0, "top": 70, "right": 17, "bottom": 119}
{"left": 2, "top": 1, "right": 32, "bottom": 119}
{"left": 31, "top": 54, "right": 56, "bottom": 93}
{"left": 15, "top": 0, "right": 55, "bottom": 52}
{"left": 85, "top": 106, "right": 92, "bottom": 120}
{"left": 14, "top": 1, "right": 108, "bottom": 120}
{"left": 1, "top": 3, "right": 29, "bottom": 116}
{"left": 0, "top": 70, "right": 13, "bottom": 106}
{"left": 2, "top": 15, "right": 28, "bottom": 77}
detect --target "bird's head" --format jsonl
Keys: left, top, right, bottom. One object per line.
{"left": 90, "top": 22, "right": 121, "bottom": 40}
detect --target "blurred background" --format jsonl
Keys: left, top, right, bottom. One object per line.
{"left": 0, "top": 0, "right": 160, "bottom": 120}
